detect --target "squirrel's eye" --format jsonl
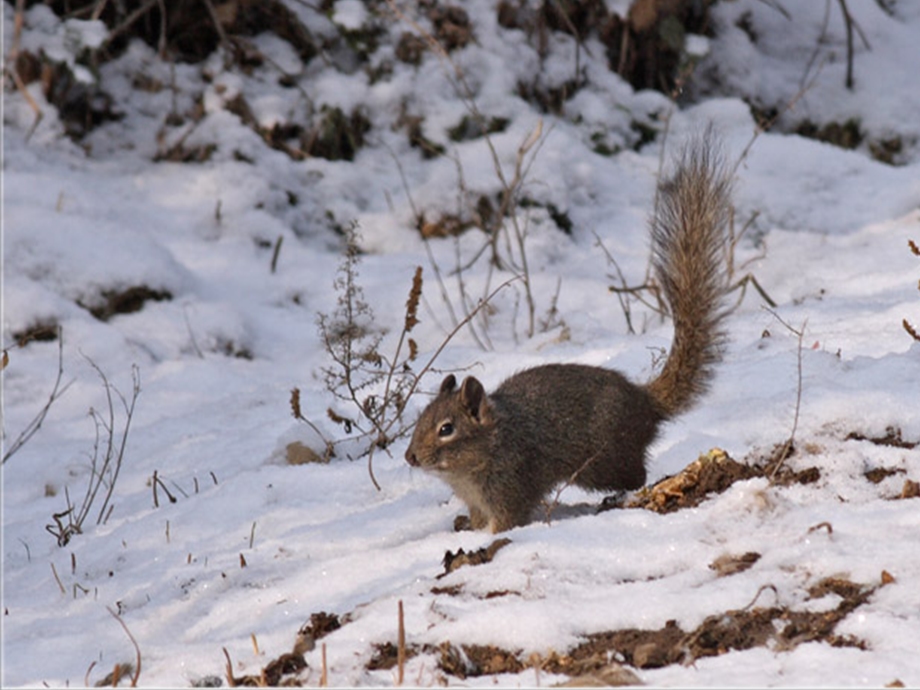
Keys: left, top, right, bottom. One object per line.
{"left": 438, "top": 422, "right": 454, "bottom": 438}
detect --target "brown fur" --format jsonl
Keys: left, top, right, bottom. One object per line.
{"left": 405, "top": 137, "right": 732, "bottom": 532}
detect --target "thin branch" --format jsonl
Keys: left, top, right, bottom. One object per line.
{"left": 837, "top": 0, "right": 856, "bottom": 89}
{"left": 3, "top": 329, "right": 73, "bottom": 464}
{"left": 106, "top": 605, "right": 142, "bottom": 687}
{"left": 766, "top": 310, "right": 807, "bottom": 481}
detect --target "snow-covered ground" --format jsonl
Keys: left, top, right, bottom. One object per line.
{"left": 3, "top": 0, "right": 920, "bottom": 686}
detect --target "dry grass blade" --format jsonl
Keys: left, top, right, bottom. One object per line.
{"left": 106, "top": 605, "right": 142, "bottom": 687}
{"left": 765, "top": 310, "right": 807, "bottom": 481}
{"left": 397, "top": 600, "right": 406, "bottom": 686}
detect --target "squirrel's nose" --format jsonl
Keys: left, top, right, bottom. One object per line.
{"left": 405, "top": 450, "right": 419, "bottom": 467}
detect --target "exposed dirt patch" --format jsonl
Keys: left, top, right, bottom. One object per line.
{"left": 847, "top": 426, "right": 918, "bottom": 450}
{"left": 709, "top": 551, "right": 761, "bottom": 577}
{"left": 624, "top": 448, "right": 764, "bottom": 514}
{"left": 439, "top": 538, "right": 512, "bottom": 578}
{"left": 366, "top": 640, "right": 418, "bottom": 672}
{"left": 621, "top": 442, "right": 831, "bottom": 515}
{"left": 11, "top": 321, "right": 60, "bottom": 345}
{"left": 363, "top": 575, "right": 879, "bottom": 680}
{"left": 439, "top": 642, "right": 525, "bottom": 678}
{"left": 864, "top": 466, "right": 907, "bottom": 484}
{"left": 367, "top": 640, "right": 524, "bottom": 679}
{"left": 552, "top": 575, "right": 875, "bottom": 671}
{"left": 79, "top": 286, "right": 173, "bottom": 321}
{"left": 223, "top": 648, "right": 307, "bottom": 687}
{"left": 296, "top": 610, "right": 344, "bottom": 650}
{"left": 429, "top": 5, "right": 474, "bottom": 51}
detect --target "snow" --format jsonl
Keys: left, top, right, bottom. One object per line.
{"left": 3, "top": 0, "right": 920, "bottom": 687}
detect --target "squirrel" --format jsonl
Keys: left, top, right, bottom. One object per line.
{"left": 405, "top": 137, "right": 733, "bottom": 533}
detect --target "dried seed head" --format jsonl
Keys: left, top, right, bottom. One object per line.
{"left": 290, "top": 388, "right": 303, "bottom": 420}
{"left": 405, "top": 266, "right": 423, "bottom": 332}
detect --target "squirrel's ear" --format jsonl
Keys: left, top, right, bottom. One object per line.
{"left": 459, "top": 376, "right": 490, "bottom": 422}
{"left": 439, "top": 374, "right": 457, "bottom": 395}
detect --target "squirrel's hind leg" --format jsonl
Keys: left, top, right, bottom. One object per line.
{"left": 573, "top": 449, "right": 647, "bottom": 492}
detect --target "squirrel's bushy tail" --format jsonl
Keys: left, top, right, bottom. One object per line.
{"left": 646, "top": 135, "right": 733, "bottom": 418}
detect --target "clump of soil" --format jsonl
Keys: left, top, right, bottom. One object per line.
{"left": 439, "top": 538, "right": 512, "bottom": 578}
{"left": 79, "top": 286, "right": 173, "bottom": 321}
{"left": 547, "top": 575, "right": 876, "bottom": 671}
{"left": 624, "top": 448, "right": 764, "bottom": 514}
{"left": 365, "top": 575, "right": 880, "bottom": 680}
{"left": 847, "top": 426, "right": 918, "bottom": 449}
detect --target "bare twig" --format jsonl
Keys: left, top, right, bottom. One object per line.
{"left": 593, "top": 230, "right": 665, "bottom": 335}
{"left": 904, "top": 237, "right": 920, "bottom": 341}
{"left": 387, "top": 0, "right": 550, "bottom": 340}
{"left": 106, "top": 605, "right": 142, "bottom": 687}
{"left": 741, "top": 583, "right": 779, "bottom": 610}
{"left": 3, "top": 328, "right": 73, "bottom": 464}
{"left": 99, "top": 0, "right": 160, "bottom": 50}
{"left": 737, "top": 56, "right": 826, "bottom": 176}
{"left": 199, "top": 0, "right": 233, "bottom": 58}
{"left": 837, "top": 0, "right": 856, "bottom": 89}
{"left": 766, "top": 310, "right": 807, "bottom": 481}
{"left": 3, "top": 0, "right": 45, "bottom": 139}
{"left": 50, "top": 562, "right": 66, "bottom": 594}
{"left": 223, "top": 647, "right": 236, "bottom": 687}
{"left": 45, "top": 361, "right": 141, "bottom": 546}
{"left": 270, "top": 235, "right": 284, "bottom": 274}
{"left": 542, "top": 452, "right": 601, "bottom": 524}
{"left": 397, "top": 600, "right": 406, "bottom": 686}
{"left": 365, "top": 274, "right": 519, "bottom": 489}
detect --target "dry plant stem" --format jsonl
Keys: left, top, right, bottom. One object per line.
{"left": 46, "top": 362, "right": 140, "bottom": 546}
{"left": 3, "top": 329, "right": 72, "bottom": 464}
{"left": 462, "top": 239, "right": 495, "bottom": 351}
{"left": 756, "top": 0, "right": 792, "bottom": 20}
{"left": 739, "top": 58, "right": 826, "bottom": 176}
{"left": 87, "top": 361, "right": 141, "bottom": 525}
{"left": 725, "top": 210, "right": 777, "bottom": 310}
{"left": 290, "top": 389, "right": 335, "bottom": 458}
{"left": 904, "top": 239, "right": 920, "bottom": 341}
{"left": 397, "top": 600, "right": 406, "bottom": 686}
{"left": 498, "top": 121, "right": 545, "bottom": 338}
{"left": 100, "top": 0, "right": 160, "bottom": 49}
{"left": 199, "top": 0, "right": 233, "bottom": 58}
{"left": 50, "top": 562, "right": 66, "bottom": 594}
{"left": 593, "top": 231, "right": 665, "bottom": 334}
{"left": 766, "top": 310, "right": 807, "bottom": 481}
{"left": 837, "top": 0, "right": 856, "bottom": 89}
{"left": 223, "top": 647, "right": 236, "bottom": 687}
{"left": 408, "top": 275, "right": 521, "bottom": 402}
{"left": 153, "top": 0, "right": 168, "bottom": 56}
{"left": 12, "top": 0, "right": 24, "bottom": 56}
{"left": 382, "top": 142, "right": 463, "bottom": 338}
{"left": 731, "top": 273, "right": 777, "bottom": 310}
{"left": 90, "top": 0, "right": 110, "bottom": 21}
{"left": 380, "top": 267, "right": 422, "bottom": 430}
{"left": 388, "top": 0, "right": 545, "bottom": 337}
{"left": 84, "top": 661, "right": 98, "bottom": 688}
{"left": 270, "top": 235, "right": 284, "bottom": 273}
{"left": 106, "top": 605, "right": 142, "bottom": 687}
{"left": 6, "top": 0, "right": 42, "bottom": 138}
{"left": 366, "top": 275, "right": 520, "bottom": 490}
{"left": 543, "top": 452, "right": 601, "bottom": 524}
{"left": 742, "top": 583, "right": 779, "bottom": 611}
{"left": 836, "top": 0, "right": 871, "bottom": 89}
